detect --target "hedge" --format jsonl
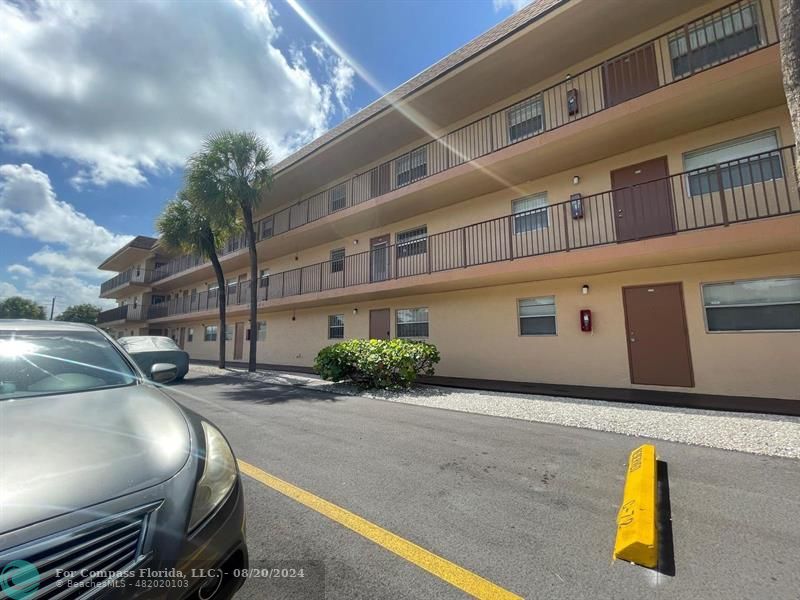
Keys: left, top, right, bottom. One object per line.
{"left": 314, "top": 338, "right": 440, "bottom": 390}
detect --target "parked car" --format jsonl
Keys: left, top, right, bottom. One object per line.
{"left": 0, "top": 321, "right": 246, "bottom": 599}
{"left": 119, "top": 335, "right": 190, "bottom": 381}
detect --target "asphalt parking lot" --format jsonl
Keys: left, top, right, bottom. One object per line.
{"left": 171, "top": 372, "right": 800, "bottom": 599}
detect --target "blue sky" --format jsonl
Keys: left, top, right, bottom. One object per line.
{"left": 0, "top": 0, "right": 525, "bottom": 313}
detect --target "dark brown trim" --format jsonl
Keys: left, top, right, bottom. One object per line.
{"left": 189, "top": 360, "right": 800, "bottom": 417}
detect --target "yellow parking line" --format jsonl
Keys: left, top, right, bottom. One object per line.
{"left": 238, "top": 460, "right": 523, "bottom": 600}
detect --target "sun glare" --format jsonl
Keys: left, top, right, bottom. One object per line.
{"left": 0, "top": 339, "right": 38, "bottom": 359}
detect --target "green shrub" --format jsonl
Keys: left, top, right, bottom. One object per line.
{"left": 314, "top": 338, "right": 440, "bottom": 390}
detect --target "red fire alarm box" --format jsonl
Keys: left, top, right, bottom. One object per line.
{"left": 580, "top": 309, "right": 592, "bottom": 332}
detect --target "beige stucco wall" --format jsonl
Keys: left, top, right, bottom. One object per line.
{"left": 181, "top": 251, "right": 800, "bottom": 401}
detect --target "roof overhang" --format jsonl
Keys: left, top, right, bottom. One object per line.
{"left": 98, "top": 236, "right": 158, "bottom": 272}
{"left": 264, "top": 0, "right": 702, "bottom": 210}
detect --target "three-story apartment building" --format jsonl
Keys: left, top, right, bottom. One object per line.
{"left": 98, "top": 0, "right": 800, "bottom": 405}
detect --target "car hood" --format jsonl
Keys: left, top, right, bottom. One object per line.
{"left": 0, "top": 384, "right": 191, "bottom": 534}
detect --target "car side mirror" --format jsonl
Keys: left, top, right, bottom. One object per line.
{"left": 150, "top": 363, "right": 178, "bottom": 384}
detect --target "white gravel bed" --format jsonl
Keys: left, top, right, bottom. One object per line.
{"left": 191, "top": 364, "right": 800, "bottom": 459}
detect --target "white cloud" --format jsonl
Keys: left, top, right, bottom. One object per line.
{"left": 7, "top": 264, "right": 33, "bottom": 278}
{"left": 0, "top": 0, "right": 354, "bottom": 187}
{"left": 0, "top": 163, "right": 130, "bottom": 308}
{"left": 0, "top": 280, "right": 20, "bottom": 298}
{"left": 0, "top": 164, "right": 132, "bottom": 276}
{"left": 493, "top": 0, "right": 532, "bottom": 11}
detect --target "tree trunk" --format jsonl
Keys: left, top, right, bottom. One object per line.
{"left": 243, "top": 205, "right": 259, "bottom": 372}
{"left": 780, "top": 0, "right": 800, "bottom": 174}
{"left": 208, "top": 249, "right": 227, "bottom": 369}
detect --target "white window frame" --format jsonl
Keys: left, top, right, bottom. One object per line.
{"left": 330, "top": 248, "right": 345, "bottom": 273}
{"left": 396, "top": 226, "right": 428, "bottom": 258}
{"left": 396, "top": 147, "right": 428, "bottom": 187}
{"left": 507, "top": 96, "right": 544, "bottom": 143}
{"left": 187, "top": 327, "right": 194, "bottom": 343}
{"left": 683, "top": 130, "right": 782, "bottom": 197}
{"left": 668, "top": 2, "right": 762, "bottom": 78}
{"left": 518, "top": 296, "right": 557, "bottom": 336}
{"left": 396, "top": 307, "right": 429, "bottom": 338}
{"left": 701, "top": 276, "right": 800, "bottom": 333}
{"left": 328, "top": 314, "right": 344, "bottom": 339}
{"left": 204, "top": 325, "right": 218, "bottom": 342}
{"left": 512, "top": 193, "right": 549, "bottom": 233}
{"left": 329, "top": 183, "right": 347, "bottom": 213}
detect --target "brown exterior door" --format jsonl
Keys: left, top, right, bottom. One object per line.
{"left": 369, "top": 309, "right": 391, "bottom": 340}
{"left": 603, "top": 43, "right": 660, "bottom": 107}
{"left": 233, "top": 322, "right": 245, "bottom": 360}
{"left": 622, "top": 283, "right": 694, "bottom": 387}
{"left": 611, "top": 157, "right": 674, "bottom": 242}
{"left": 178, "top": 327, "right": 186, "bottom": 349}
{"left": 370, "top": 235, "right": 391, "bottom": 282}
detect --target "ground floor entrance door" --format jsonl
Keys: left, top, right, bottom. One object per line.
{"left": 611, "top": 156, "right": 674, "bottom": 241}
{"left": 233, "top": 322, "right": 245, "bottom": 360}
{"left": 178, "top": 327, "right": 186, "bottom": 349}
{"left": 622, "top": 283, "right": 694, "bottom": 387}
{"left": 369, "top": 308, "right": 391, "bottom": 340}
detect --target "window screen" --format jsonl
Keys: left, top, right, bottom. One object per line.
{"left": 518, "top": 296, "right": 557, "bottom": 335}
{"left": 396, "top": 308, "right": 429, "bottom": 338}
{"left": 668, "top": 3, "right": 761, "bottom": 78}
{"left": 330, "top": 248, "right": 345, "bottom": 273}
{"left": 507, "top": 96, "right": 544, "bottom": 143}
{"left": 328, "top": 314, "right": 344, "bottom": 339}
{"left": 397, "top": 226, "right": 428, "bottom": 257}
{"left": 513, "top": 193, "right": 549, "bottom": 233}
{"left": 396, "top": 147, "right": 428, "bottom": 187}
{"left": 703, "top": 277, "right": 800, "bottom": 331}
{"left": 329, "top": 183, "right": 347, "bottom": 213}
{"left": 683, "top": 131, "right": 781, "bottom": 196}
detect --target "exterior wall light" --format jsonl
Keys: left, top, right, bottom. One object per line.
{"left": 353, "top": 308, "right": 358, "bottom": 315}
{"left": 582, "top": 284, "right": 590, "bottom": 295}
{"left": 572, "top": 175, "right": 580, "bottom": 185}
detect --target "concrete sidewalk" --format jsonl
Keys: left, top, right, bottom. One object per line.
{"left": 189, "top": 364, "right": 800, "bottom": 458}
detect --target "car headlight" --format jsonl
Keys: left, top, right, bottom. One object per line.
{"left": 189, "top": 422, "right": 237, "bottom": 531}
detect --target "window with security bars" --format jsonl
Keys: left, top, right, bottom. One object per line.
{"left": 396, "top": 226, "right": 428, "bottom": 257}
{"left": 396, "top": 308, "right": 429, "bottom": 338}
{"left": 507, "top": 96, "right": 544, "bottom": 143}
{"left": 396, "top": 147, "right": 428, "bottom": 187}
{"left": 328, "top": 314, "right": 344, "bottom": 339}
{"left": 703, "top": 277, "right": 800, "bottom": 331}
{"left": 683, "top": 131, "right": 782, "bottom": 196}
{"left": 512, "top": 193, "right": 549, "bottom": 233}
{"left": 668, "top": 3, "right": 761, "bottom": 78}
{"left": 330, "top": 248, "right": 345, "bottom": 273}
{"left": 329, "top": 183, "right": 347, "bottom": 213}
{"left": 260, "top": 217, "right": 274, "bottom": 239}
{"left": 518, "top": 296, "right": 556, "bottom": 335}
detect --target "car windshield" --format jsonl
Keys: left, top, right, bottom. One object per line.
{"left": 119, "top": 336, "right": 180, "bottom": 352}
{"left": 0, "top": 330, "right": 137, "bottom": 400}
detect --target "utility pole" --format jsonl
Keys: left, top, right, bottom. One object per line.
{"left": 49, "top": 297, "right": 56, "bottom": 320}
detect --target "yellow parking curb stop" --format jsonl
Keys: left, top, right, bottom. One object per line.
{"left": 613, "top": 444, "right": 658, "bottom": 568}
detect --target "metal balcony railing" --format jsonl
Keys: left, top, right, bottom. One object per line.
{"left": 100, "top": 267, "right": 153, "bottom": 295}
{"left": 149, "top": 0, "right": 781, "bottom": 284}
{"left": 146, "top": 145, "right": 799, "bottom": 320}
{"left": 97, "top": 304, "right": 147, "bottom": 324}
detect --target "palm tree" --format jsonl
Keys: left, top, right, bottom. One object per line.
{"left": 157, "top": 191, "right": 235, "bottom": 369}
{"left": 186, "top": 131, "right": 273, "bottom": 372}
{"left": 780, "top": 0, "right": 800, "bottom": 173}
